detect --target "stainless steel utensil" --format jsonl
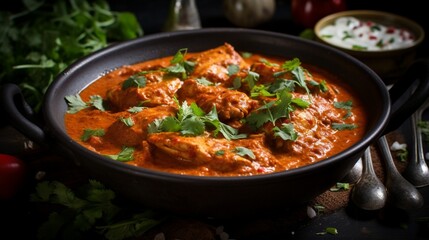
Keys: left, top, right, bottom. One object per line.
{"left": 377, "top": 136, "right": 424, "bottom": 210}
{"left": 342, "top": 158, "right": 363, "bottom": 183}
{"left": 350, "top": 148, "right": 387, "bottom": 210}
{"left": 403, "top": 100, "right": 429, "bottom": 187}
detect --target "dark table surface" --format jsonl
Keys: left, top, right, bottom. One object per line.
{"left": 2, "top": 0, "right": 429, "bottom": 239}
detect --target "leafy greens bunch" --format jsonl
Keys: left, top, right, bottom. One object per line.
{"left": 31, "top": 180, "right": 163, "bottom": 240}
{"left": 0, "top": 0, "right": 143, "bottom": 112}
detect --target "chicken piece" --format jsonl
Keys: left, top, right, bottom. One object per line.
{"left": 106, "top": 78, "right": 183, "bottom": 110}
{"left": 189, "top": 43, "right": 250, "bottom": 84}
{"left": 104, "top": 105, "right": 177, "bottom": 147}
{"left": 267, "top": 94, "right": 341, "bottom": 163}
{"left": 177, "top": 79, "right": 258, "bottom": 121}
{"left": 147, "top": 132, "right": 277, "bottom": 174}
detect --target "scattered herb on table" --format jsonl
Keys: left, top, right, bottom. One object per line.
{"left": 418, "top": 120, "right": 429, "bottom": 142}
{"left": 316, "top": 227, "right": 339, "bottom": 235}
{"left": 30, "top": 180, "right": 164, "bottom": 240}
{"left": 0, "top": 0, "right": 143, "bottom": 112}
{"left": 329, "top": 182, "right": 350, "bottom": 192}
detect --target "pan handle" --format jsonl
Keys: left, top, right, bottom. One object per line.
{"left": 384, "top": 59, "right": 429, "bottom": 134}
{"left": 0, "top": 83, "right": 48, "bottom": 148}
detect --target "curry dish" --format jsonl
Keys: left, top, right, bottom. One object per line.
{"left": 64, "top": 43, "right": 367, "bottom": 176}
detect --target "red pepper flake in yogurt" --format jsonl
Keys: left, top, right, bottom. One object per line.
{"left": 319, "top": 17, "right": 415, "bottom": 51}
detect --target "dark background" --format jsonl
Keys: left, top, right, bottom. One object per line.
{"left": 108, "top": 0, "right": 428, "bottom": 55}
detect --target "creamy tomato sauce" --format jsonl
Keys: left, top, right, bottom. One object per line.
{"left": 64, "top": 43, "right": 367, "bottom": 176}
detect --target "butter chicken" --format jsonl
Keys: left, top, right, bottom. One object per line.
{"left": 64, "top": 43, "right": 367, "bottom": 176}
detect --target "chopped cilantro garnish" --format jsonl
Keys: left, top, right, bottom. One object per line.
{"left": 243, "top": 71, "right": 259, "bottom": 89}
{"left": 316, "top": 227, "right": 339, "bottom": 235}
{"left": 196, "top": 77, "right": 215, "bottom": 86}
{"left": 331, "top": 123, "right": 357, "bottom": 130}
{"left": 246, "top": 88, "right": 293, "bottom": 129}
{"left": 147, "top": 99, "right": 246, "bottom": 140}
{"left": 241, "top": 52, "right": 252, "bottom": 58}
{"left": 330, "top": 182, "right": 350, "bottom": 192}
{"left": 107, "top": 147, "right": 134, "bottom": 162}
{"left": 334, "top": 100, "right": 353, "bottom": 119}
{"left": 273, "top": 123, "right": 298, "bottom": 141}
{"left": 227, "top": 64, "right": 240, "bottom": 76}
{"left": 122, "top": 75, "right": 147, "bottom": 90}
{"left": 120, "top": 117, "right": 135, "bottom": 127}
{"left": 65, "top": 94, "right": 105, "bottom": 113}
{"left": 163, "top": 48, "right": 195, "bottom": 79}
{"left": 352, "top": 45, "right": 367, "bottom": 51}
{"left": 233, "top": 147, "right": 256, "bottom": 160}
{"left": 128, "top": 106, "right": 145, "bottom": 113}
{"left": 81, "top": 129, "right": 105, "bottom": 142}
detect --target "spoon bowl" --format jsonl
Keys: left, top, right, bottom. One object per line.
{"left": 377, "top": 136, "right": 424, "bottom": 210}
{"left": 351, "top": 147, "right": 387, "bottom": 210}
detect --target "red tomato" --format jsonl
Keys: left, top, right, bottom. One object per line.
{"left": 0, "top": 154, "right": 26, "bottom": 200}
{"left": 291, "top": 0, "right": 347, "bottom": 28}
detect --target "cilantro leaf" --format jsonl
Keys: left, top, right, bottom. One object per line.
{"left": 163, "top": 48, "right": 195, "bottom": 79}
{"left": 65, "top": 94, "right": 89, "bottom": 113}
{"left": 233, "top": 146, "right": 256, "bottom": 160}
{"left": 106, "top": 147, "right": 134, "bottom": 162}
{"left": 148, "top": 101, "right": 246, "bottom": 140}
{"left": 331, "top": 123, "right": 357, "bottom": 130}
{"left": 65, "top": 94, "right": 105, "bottom": 113}
{"left": 120, "top": 117, "right": 135, "bottom": 127}
{"left": 1, "top": 0, "right": 143, "bottom": 112}
{"left": 273, "top": 123, "right": 298, "bottom": 141}
{"left": 81, "top": 129, "right": 105, "bottom": 142}
{"left": 122, "top": 75, "right": 147, "bottom": 90}
{"left": 334, "top": 100, "right": 353, "bottom": 119}
{"left": 227, "top": 64, "right": 240, "bottom": 76}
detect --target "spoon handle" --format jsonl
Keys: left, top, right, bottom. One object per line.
{"left": 377, "top": 136, "right": 401, "bottom": 177}
{"left": 404, "top": 102, "right": 429, "bottom": 187}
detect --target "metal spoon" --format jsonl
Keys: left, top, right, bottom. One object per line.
{"left": 377, "top": 136, "right": 424, "bottom": 210}
{"left": 342, "top": 157, "right": 363, "bottom": 184}
{"left": 350, "top": 147, "right": 387, "bottom": 210}
{"left": 403, "top": 101, "right": 429, "bottom": 187}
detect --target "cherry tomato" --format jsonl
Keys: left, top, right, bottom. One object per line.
{"left": 291, "top": 0, "right": 347, "bottom": 28}
{"left": 0, "top": 154, "right": 26, "bottom": 200}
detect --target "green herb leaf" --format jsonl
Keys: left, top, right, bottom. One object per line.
{"left": 1, "top": 0, "right": 143, "bottom": 112}
{"left": 233, "top": 147, "right": 256, "bottom": 160}
{"left": 330, "top": 182, "right": 350, "bottom": 192}
{"left": 331, "top": 123, "right": 357, "bottom": 130}
{"left": 122, "top": 75, "right": 147, "bottom": 90}
{"left": 30, "top": 180, "right": 161, "bottom": 240}
{"left": 273, "top": 123, "right": 298, "bottom": 141}
{"left": 227, "top": 64, "right": 240, "bottom": 76}
{"left": 107, "top": 147, "right": 134, "bottom": 162}
{"left": 120, "top": 117, "right": 135, "bottom": 127}
{"left": 334, "top": 100, "right": 353, "bottom": 119}
{"left": 65, "top": 94, "right": 89, "bottom": 114}
{"left": 128, "top": 106, "right": 145, "bottom": 113}
{"left": 81, "top": 129, "right": 105, "bottom": 142}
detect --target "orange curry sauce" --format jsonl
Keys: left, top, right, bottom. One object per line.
{"left": 64, "top": 43, "right": 367, "bottom": 176}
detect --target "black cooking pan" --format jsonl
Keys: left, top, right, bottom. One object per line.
{"left": 2, "top": 28, "right": 429, "bottom": 218}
